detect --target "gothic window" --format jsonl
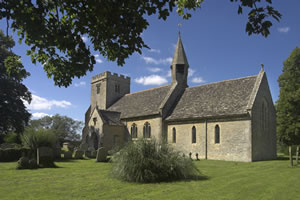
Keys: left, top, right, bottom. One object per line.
{"left": 215, "top": 125, "right": 220, "bottom": 144}
{"left": 261, "top": 101, "right": 268, "bottom": 132}
{"left": 131, "top": 123, "right": 138, "bottom": 138}
{"left": 172, "top": 127, "right": 176, "bottom": 143}
{"left": 176, "top": 64, "right": 185, "bottom": 74}
{"left": 93, "top": 117, "right": 97, "bottom": 126}
{"left": 96, "top": 83, "right": 100, "bottom": 94}
{"left": 143, "top": 122, "right": 151, "bottom": 138}
{"left": 192, "top": 126, "right": 196, "bottom": 143}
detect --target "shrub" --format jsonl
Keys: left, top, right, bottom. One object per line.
{"left": 4, "top": 132, "right": 20, "bottom": 144}
{"left": 111, "top": 139, "right": 200, "bottom": 183}
{"left": 21, "top": 128, "right": 57, "bottom": 151}
{"left": 16, "top": 157, "right": 38, "bottom": 169}
{"left": 0, "top": 147, "right": 30, "bottom": 162}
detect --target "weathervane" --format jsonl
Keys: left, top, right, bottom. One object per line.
{"left": 261, "top": 63, "right": 264, "bottom": 71}
{"left": 178, "top": 23, "right": 182, "bottom": 36}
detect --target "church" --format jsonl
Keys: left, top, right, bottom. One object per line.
{"left": 81, "top": 35, "right": 277, "bottom": 162}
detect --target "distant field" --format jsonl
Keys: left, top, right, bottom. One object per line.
{"left": 0, "top": 157, "right": 299, "bottom": 200}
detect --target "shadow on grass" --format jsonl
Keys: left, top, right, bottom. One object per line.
{"left": 276, "top": 156, "right": 289, "bottom": 160}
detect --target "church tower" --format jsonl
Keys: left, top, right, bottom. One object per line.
{"left": 171, "top": 33, "right": 189, "bottom": 87}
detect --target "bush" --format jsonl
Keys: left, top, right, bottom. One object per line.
{"left": 0, "top": 147, "right": 30, "bottom": 162}
{"left": 16, "top": 157, "right": 38, "bottom": 169}
{"left": 21, "top": 128, "right": 57, "bottom": 151}
{"left": 111, "top": 139, "right": 200, "bottom": 183}
{"left": 4, "top": 132, "right": 20, "bottom": 144}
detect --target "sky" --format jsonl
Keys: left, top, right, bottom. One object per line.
{"left": 1, "top": 0, "right": 300, "bottom": 122}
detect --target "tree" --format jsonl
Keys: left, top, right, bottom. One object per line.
{"left": 277, "top": 47, "right": 300, "bottom": 166}
{"left": 0, "top": 0, "right": 281, "bottom": 87}
{"left": 0, "top": 29, "right": 31, "bottom": 140}
{"left": 29, "top": 114, "right": 83, "bottom": 144}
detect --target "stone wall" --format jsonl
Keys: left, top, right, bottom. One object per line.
{"left": 167, "top": 118, "right": 252, "bottom": 162}
{"left": 251, "top": 73, "right": 277, "bottom": 161}
{"left": 125, "top": 116, "right": 163, "bottom": 142}
{"left": 102, "top": 125, "right": 125, "bottom": 151}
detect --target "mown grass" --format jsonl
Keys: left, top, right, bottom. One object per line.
{"left": 0, "top": 157, "right": 299, "bottom": 200}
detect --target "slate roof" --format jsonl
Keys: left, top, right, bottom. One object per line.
{"left": 97, "top": 109, "right": 123, "bottom": 125}
{"left": 166, "top": 75, "right": 258, "bottom": 121}
{"left": 107, "top": 85, "right": 171, "bottom": 119}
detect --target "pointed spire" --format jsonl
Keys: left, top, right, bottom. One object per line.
{"left": 260, "top": 63, "right": 264, "bottom": 72}
{"left": 172, "top": 33, "right": 189, "bottom": 66}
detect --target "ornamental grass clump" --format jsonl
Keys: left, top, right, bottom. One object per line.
{"left": 111, "top": 139, "right": 200, "bottom": 183}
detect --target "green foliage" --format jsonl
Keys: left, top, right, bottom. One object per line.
{"left": 21, "top": 128, "right": 57, "bottom": 151}
{"left": 0, "top": 29, "right": 31, "bottom": 135}
{"left": 29, "top": 114, "right": 83, "bottom": 144}
{"left": 277, "top": 47, "right": 300, "bottom": 146}
{"left": 0, "top": 147, "right": 29, "bottom": 162}
{"left": 112, "top": 139, "right": 200, "bottom": 183}
{"left": 0, "top": 1, "right": 280, "bottom": 86}
{"left": 16, "top": 157, "right": 38, "bottom": 169}
{"left": 3, "top": 132, "right": 19, "bottom": 144}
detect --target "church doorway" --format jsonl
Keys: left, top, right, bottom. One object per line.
{"left": 91, "top": 132, "right": 98, "bottom": 150}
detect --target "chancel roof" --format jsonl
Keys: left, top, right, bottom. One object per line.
{"left": 166, "top": 75, "right": 258, "bottom": 121}
{"left": 107, "top": 85, "right": 171, "bottom": 119}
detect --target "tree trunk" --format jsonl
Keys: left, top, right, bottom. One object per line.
{"left": 296, "top": 146, "right": 299, "bottom": 165}
{"left": 289, "top": 146, "right": 293, "bottom": 167}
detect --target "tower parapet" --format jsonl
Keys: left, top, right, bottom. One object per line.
{"left": 91, "top": 71, "right": 130, "bottom": 111}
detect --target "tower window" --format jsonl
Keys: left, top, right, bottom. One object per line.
{"left": 93, "top": 117, "right": 97, "bottom": 126}
{"left": 115, "top": 84, "right": 120, "bottom": 93}
{"left": 176, "top": 64, "right": 185, "bottom": 74}
{"left": 131, "top": 123, "right": 138, "bottom": 138}
{"left": 143, "top": 122, "right": 151, "bottom": 138}
{"left": 192, "top": 126, "right": 196, "bottom": 143}
{"left": 215, "top": 125, "right": 220, "bottom": 144}
{"left": 96, "top": 83, "right": 101, "bottom": 94}
{"left": 172, "top": 127, "right": 176, "bottom": 143}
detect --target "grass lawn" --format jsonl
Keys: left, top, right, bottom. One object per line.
{"left": 0, "top": 158, "right": 300, "bottom": 200}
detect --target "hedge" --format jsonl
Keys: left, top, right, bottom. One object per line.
{"left": 0, "top": 148, "right": 30, "bottom": 162}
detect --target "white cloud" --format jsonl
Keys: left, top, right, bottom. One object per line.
{"left": 141, "top": 56, "right": 172, "bottom": 65}
{"left": 74, "top": 81, "right": 86, "bottom": 87}
{"left": 81, "top": 36, "right": 88, "bottom": 42}
{"left": 25, "top": 94, "right": 72, "bottom": 110}
{"left": 191, "top": 77, "right": 205, "bottom": 84}
{"left": 94, "top": 54, "right": 99, "bottom": 58}
{"left": 32, "top": 112, "right": 52, "bottom": 119}
{"left": 188, "top": 68, "right": 195, "bottom": 77}
{"left": 148, "top": 48, "right": 161, "bottom": 53}
{"left": 96, "top": 59, "right": 103, "bottom": 63}
{"left": 135, "top": 75, "right": 168, "bottom": 86}
{"left": 277, "top": 27, "right": 290, "bottom": 33}
{"left": 147, "top": 67, "right": 162, "bottom": 73}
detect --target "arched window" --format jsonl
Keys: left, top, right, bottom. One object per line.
{"left": 261, "top": 101, "right": 268, "bottom": 132}
{"left": 143, "top": 122, "right": 151, "bottom": 138}
{"left": 131, "top": 123, "right": 137, "bottom": 138}
{"left": 215, "top": 125, "right": 220, "bottom": 144}
{"left": 192, "top": 126, "right": 196, "bottom": 143}
{"left": 172, "top": 128, "right": 176, "bottom": 143}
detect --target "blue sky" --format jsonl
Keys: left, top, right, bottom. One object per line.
{"left": 1, "top": 0, "right": 300, "bottom": 122}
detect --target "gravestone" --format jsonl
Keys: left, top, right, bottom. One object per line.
{"left": 74, "top": 150, "right": 84, "bottom": 159}
{"left": 37, "top": 147, "right": 54, "bottom": 166}
{"left": 88, "top": 147, "right": 95, "bottom": 152}
{"left": 54, "top": 148, "right": 61, "bottom": 159}
{"left": 64, "top": 151, "right": 73, "bottom": 159}
{"left": 96, "top": 147, "right": 107, "bottom": 162}
{"left": 79, "top": 143, "right": 88, "bottom": 151}
{"left": 84, "top": 151, "right": 92, "bottom": 158}
{"left": 91, "top": 150, "right": 97, "bottom": 158}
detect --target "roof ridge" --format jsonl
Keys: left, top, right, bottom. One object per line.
{"left": 188, "top": 75, "right": 258, "bottom": 90}
{"left": 125, "top": 84, "right": 170, "bottom": 96}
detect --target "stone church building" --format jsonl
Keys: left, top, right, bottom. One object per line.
{"left": 81, "top": 35, "right": 276, "bottom": 162}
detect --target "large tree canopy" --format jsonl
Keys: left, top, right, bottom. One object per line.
{"left": 0, "top": 0, "right": 281, "bottom": 87}
{"left": 0, "top": 29, "right": 31, "bottom": 137}
{"left": 29, "top": 114, "right": 83, "bottom": 144}
{"left": 277, "top": 47, "right": 300, "bottom": 147}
